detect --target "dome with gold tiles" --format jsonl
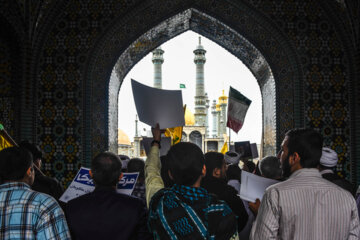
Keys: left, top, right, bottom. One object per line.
{"left": 185, "top": 108, "right": 195, "bottom": 126}
{"left": 118, "top": 128, "right": 131, "bottom": 145}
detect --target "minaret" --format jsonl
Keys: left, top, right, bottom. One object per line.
{"left": 216, "top": 103, "right": 221, "bottom": 137}
{"left": 211, "top": 100, "right": 218, "bottom": 137}
{"left": 218, "top": 90, "right": 228, "bottom": 137}
{"left": 152, "top": 47, "right": 164, "bottom": 89}
{"left": 135, "top": 114, "right": 139, "bottom": 137}
{"left": 194, "top": 37, "right": 207, "bottom": 126}
{"left": 205, "top": 93, "right": 210, "bottom": 137}
{"left": 133, "top": 115, "right": 141, "bottom": 157}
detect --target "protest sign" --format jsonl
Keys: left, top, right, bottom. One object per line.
{"left": 234, "top": 141, "right": 252, "bottom": 158}
{"left": 60, "top": 167, "right": 138, "bottom": 203}
{"left": 250, "top": 143, "right": 259, "bottom": 158}
{"left": 142, "top": 137, "right": 171, "bottom": 156}
{"left": 131, "top": 79, "right": 185, "bottom": 129}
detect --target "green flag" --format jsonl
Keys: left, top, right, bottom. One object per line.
{"left": 180, "top": 84, "right": 186, "bottom": 89}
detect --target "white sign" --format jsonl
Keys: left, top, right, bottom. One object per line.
{"left": 131, "top": 79, "right": 185, "bottom": 129}
{"left": 59, "top": 167, "right": 139, "bottom": 203}
{"left": 239, "top": 171, "right": 279, "bottom": 203}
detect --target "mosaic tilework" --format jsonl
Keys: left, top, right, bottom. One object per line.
{"left": 245, "top": 0, "right": 355, "bottom": 181}
{"left": 0, "top": 35, "right": 15, "bottom": 137}
{"left": 0, "top": 0, "right": 354, "bottom": 186}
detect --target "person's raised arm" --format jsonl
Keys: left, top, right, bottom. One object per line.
{"left": 145, "top": 123, "right": 164, "bottom": 208}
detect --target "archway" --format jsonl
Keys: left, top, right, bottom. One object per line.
{"left": 85, "top": 6, "right": 303, "bottom": 166}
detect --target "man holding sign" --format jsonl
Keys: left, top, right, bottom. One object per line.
{"left": 66, "top": 152, "right": 152, "bottom": 239}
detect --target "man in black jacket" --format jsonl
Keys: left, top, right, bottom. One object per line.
{"left": 319, "top": 147, "right": 357, "bottom": 196}
{"left": 66, "top": 151, "right": 152, "bottom": 240}
{"left": 201, "top": 152, "right": 249, "bottom": 232}
{"left": 19, "top": 141, "right": 64, "bottom": 203}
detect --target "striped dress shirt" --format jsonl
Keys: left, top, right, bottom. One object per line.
{"left": 250, "top": 168, "right": 360, "bottom": 240}
{"left": 0, "top": 182, "right": 70, "bottom": 240}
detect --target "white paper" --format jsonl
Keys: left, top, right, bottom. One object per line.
{"left": 59, "top": 167, "right": 139, "bottom": 203}
{"left": 131, "top": 79, "right": 185, "bottom": 129}
{"left": 239, "top": 171, "right": 279, "bottom": 203}
{"left": 142, "top": 137, "right": 171, "bottom": 156}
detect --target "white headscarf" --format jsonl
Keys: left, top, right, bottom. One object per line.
{"left": 224, "top": 151, "right": 240, "bottom": 165}
{"left": 320, "top": 147, "right": 338, "bottom": 167}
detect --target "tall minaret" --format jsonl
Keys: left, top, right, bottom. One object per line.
{"left": 211, "top": 100, "right": 218, "bottom": 137}
{"left": 152, "top": 47, "right": 164, "bottom": 89}
{"left": 194, "top": 37, "right": 207, "bottom": 126}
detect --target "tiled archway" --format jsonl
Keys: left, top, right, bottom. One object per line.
{"left": 86, "top": 7, "right": 302, "bottom": 165}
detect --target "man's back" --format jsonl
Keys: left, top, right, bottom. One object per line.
{"left": 148, "top": 184, "right": 238, "bottom": 239}
{"left": 66, "top": 187, "right": 151, "bottom": 240}
{"left": 321, "top": 171, "right": 357, "bottom": 196}
{"left": 0, "top": 182, "right": 70, "bottom": 240}
{"left": 251, "top": 169, "right": 360, "bottom": 240}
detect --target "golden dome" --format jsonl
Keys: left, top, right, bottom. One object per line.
{"left": 218, "top": 90, "right": 228, "bottom": 104}
{"left": 185, "top": 108, "right": 195, "bottom": 126}
{"left": 118, "top": 129, "right": 131, "bottom": 145}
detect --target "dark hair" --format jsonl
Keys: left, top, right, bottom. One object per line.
{"left": 0, "top": 147, "right": 33, "bottom": 183}
{"left": 244, "top": 161, "right": 256, "bottom": 173}
{"left": 204, "top": 152, "right": 225, "bottom": 176}
{"left": 259, "top": 156, "right": 282, "bottom": 179}
{"left": 166, "top": 142, "right": 204, "bottom": 186}
{"left": 285, "top": 128, "right": 323, "bottom": 168}
{"left": 160, "top": 155, "right": 174, "bottom": 188}
{"left": 127, "top": 158, "right": 145, "bottom": 179}
{"left": 226, "top": 164, "right": 241, "bottom": 182}
{"left": 19, "top": 140, "right": 43, "bottom": 160}
{"left": 254, "top": 161, "right": 261, "bottom": 176}
{"left": 91, "top": 152, "right": 122, "bottom": 186}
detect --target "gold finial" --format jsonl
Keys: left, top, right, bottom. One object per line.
{"left": 219, "top": 89, "right": 228, "bottom": 104}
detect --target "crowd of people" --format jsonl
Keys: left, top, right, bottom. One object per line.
{"left": 0, "top": 126, "right": 360, "bottom": 239}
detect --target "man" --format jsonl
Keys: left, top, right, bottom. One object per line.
{"left": 259, "top": 156, "right": 282, "bottom": 180}
{"left": 146, "top": 124, "right": 239, "bottom": 239}
{"left": 66, "top": 151, "right": 152, "bottom": 240}
{"left": 201, "top": 152, "right": 248, "bottom": 232}
{"left": 250, "top": 128, "right": 360, "bottom": 239}
{"left": 127, "top": 157, "right": 146, "bottom": 204}
{"left": 19, "top": 140, "right": 64, "bottom": 202}
{"left": 0, "top": 147, "right": 70, "bottom": 239}
{"left": 319, "top": 147, "right": 357, "bottom": 196}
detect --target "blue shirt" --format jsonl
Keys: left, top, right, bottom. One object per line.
{"left": 0, "top": 182, "right": 70, "bottom": 240}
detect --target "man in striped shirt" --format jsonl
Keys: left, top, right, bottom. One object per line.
{"left": 0, "top": 147, "right": 70, "bottom": 239}
{"left": 250, "top": 128, "right": 360, "bottom": 240}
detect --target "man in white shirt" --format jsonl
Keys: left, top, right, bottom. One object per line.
{"left": 250, "top": 128, "right": 360, "bottom": 240}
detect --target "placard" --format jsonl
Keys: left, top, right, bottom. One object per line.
{"left": 59, "top": 167, "right": 138, "bottom": 203}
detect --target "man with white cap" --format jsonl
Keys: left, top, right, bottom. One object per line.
{"left": 319, "top": 147, "right": 357, "bottom": 196}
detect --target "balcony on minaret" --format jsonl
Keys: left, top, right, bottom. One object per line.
{"left": 152, "top": 48, "right": 164, "bottom": 64}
